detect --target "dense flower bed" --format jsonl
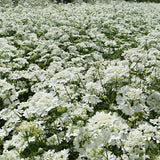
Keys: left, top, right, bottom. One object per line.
{"left": 0, "top": 1, "right": 160, "bottom": 159}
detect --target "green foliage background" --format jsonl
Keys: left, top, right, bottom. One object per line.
{"left": 126, "top": 0, "right": 160, "bottom": 2}
{"left": 0, "top": 0, "right": 160, "bottom": 7}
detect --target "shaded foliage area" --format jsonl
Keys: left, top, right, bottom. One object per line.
{"left": 10, "top": 0, "right": 91, "bottom": 6}
{"left": 125, "top": 0, "right": 159, "bottom": 2}
{"left": 7, "top": 0, "right": 160, "bottom": 6}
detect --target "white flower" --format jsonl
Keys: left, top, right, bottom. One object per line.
{"left": 47, "top": 134, "right": 59, "bottom": 146}
{"left": 42, "top": 150, "right": 55, "bottom": 160}
{"left": 116, "top": 85, "right": 145, "bottom": 115}
{"left": 3, "top": 134, "right": 28, "bottom": 152}
{"left": 22, "top": 92, "right": 59, "bottom": 118}
{"left": 82, "top": 94, "right": 101, "bottom": 105}
{"left": 74, "top": 111, "right": 129, "bottom": 158}
{"left": 102, "top": 61, "right": 129, "bottom": 84}
{"left": 104, "top": 40, "right": 116, "bottom": 46}
{"left": 0, "top": 150, "right": 21, "bottom": 160}
{"left": 0, "top": 128, "right": 7, "bottom": 139}
{"left": 53, "top": 67, "right": 84, "bottom": 84}
{"left": 85, "top": 81, "right": 103, "bottom": 95}
{"left": 0, "top": 79, "right": 18, "bottom": 104}
{"left": 124, "top": 123, "right": 159, "bottom": 160}
{"left": 147, "top": 91, "right": 160, "bottom": 113}
{"left": 52, "top": 149, "right": 69, "bottom": 160}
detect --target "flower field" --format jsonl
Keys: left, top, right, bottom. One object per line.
{"left": 0, "top": 1, "right": 160, "bottom": 159}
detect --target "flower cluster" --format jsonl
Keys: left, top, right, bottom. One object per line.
{"left": 0, "top": 1, "right": 160, "bottom": 159}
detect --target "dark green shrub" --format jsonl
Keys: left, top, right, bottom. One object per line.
{"left": 149, "top": 0, "right": 160, "bottom": 2}
{"left": 125, "top": 0, "right": 160, "bottom": 2}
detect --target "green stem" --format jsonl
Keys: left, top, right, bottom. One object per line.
{"left": 97, "top": 67, "right": 106, "bottom": 95}
{"left": 76, "top": 73, "right": 86, "bottom": 89}
{"left": 64, "top": 85, "right": 72, "bottom": 102}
